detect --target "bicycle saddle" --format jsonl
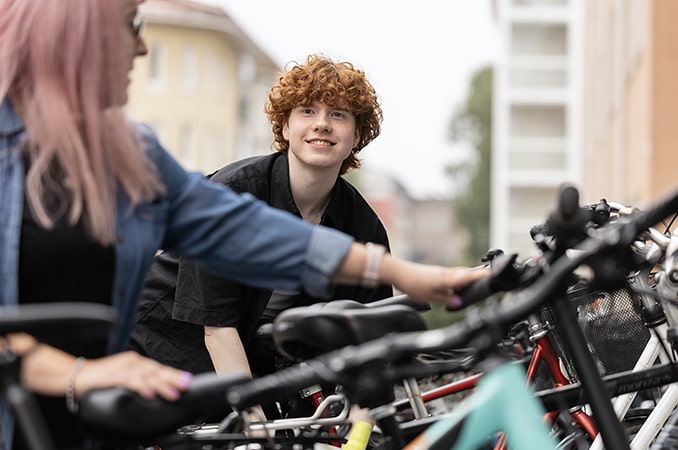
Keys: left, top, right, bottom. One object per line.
{"left": 353, "top": 294, "right": 431, "bottom": 312}
{"left": 78, "top": 372, "right": 250, "bottom": 441}
{"left": 254, "top": 295, "right": 430, "bottom": 342}
{"left": 272, "top": 301, "right": 427, "bottom": 361}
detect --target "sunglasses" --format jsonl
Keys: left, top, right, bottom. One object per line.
{"left": 131, "top": 16, "right": 146, "bottom": 39}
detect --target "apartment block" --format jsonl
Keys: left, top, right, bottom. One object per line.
{"left": 492, "top": 0, "right": 583, "bottom": 257}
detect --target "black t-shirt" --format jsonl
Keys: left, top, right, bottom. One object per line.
{"left": 129, "top": 152, "right": 392, "bottom": 374}
{"left": 15, "top": 197, "right": 114, "bottom": 449}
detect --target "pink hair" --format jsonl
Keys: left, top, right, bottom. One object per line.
{"left": 0, "top": 0, "right": 164, "bottom": 245}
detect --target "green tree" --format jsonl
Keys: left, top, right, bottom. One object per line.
{"left": 448, "top": 65, "right": 493, "bottom": 264}
{"left": 422, "top": 66, "right": 493, "bottom": 330}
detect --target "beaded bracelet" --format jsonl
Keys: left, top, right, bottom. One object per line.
{"left": 362, "top": 243, "right": 386, "bottom": 288}
{"left": 66, "top": 356, "right": 86, "bottom": 413}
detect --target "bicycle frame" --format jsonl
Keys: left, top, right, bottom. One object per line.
{"left": 585, "top": 318, "right": 676, "bottom": 450}
{"left": 394, "top": 314, "right": 599, "bottom": 449}
{"left": 0, "top": 303, "right": 117, "bottom": 450}
{"left": 403, "top": 362, "right": 557, "bottom": 450}
{"left": 520, "top": 318, "right": 598, "bottom": 445}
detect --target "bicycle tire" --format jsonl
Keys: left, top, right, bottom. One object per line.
{"left": 648, "top": 406, "right": 678, "bottom": 450}
{"left": 624, "top": 407, "right": 652, "bottom": 441}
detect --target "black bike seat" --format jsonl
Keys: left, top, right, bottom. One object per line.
{"left": 254, "top": 296, "right": 430, "bottom": 342}
{"left": 360, "top": 294, "right": 431, "bottom": 312}
{"left": 273, "top": 303, "right": 427, "bottom": 361}
{"left": 78, "top": 372, "right": 250, "bottom": 441}
{"left": 306, "top": 295, "right": 430, "bottom": 312}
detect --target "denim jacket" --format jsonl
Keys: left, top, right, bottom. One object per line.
{"left": 0, "top": 99, "right": 353, "bottom": 353}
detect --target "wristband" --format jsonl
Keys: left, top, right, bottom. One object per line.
{"left": 66, "top": 356, "right": 86, "bottom": 413}
{"left": 362, "top": 243, "right": 385, "bottom": 288}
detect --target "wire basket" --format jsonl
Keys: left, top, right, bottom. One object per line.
{"left": 540, "top": 281, "right": 651, "bottom": 378}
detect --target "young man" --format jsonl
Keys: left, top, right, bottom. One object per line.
{"left": 129, "top": 54, "right": 393, "bottom": 415}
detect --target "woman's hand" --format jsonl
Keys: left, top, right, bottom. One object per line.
{"left": 73, "top": 351, "right": 192, "bottom": 401}
{"left": 385, "top": 260, "right": 490, "bottom": 307}
{"left": 12, "top": 335, "right": 192, "bottom": 402}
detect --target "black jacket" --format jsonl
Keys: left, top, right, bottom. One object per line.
{"left": 129, "top": 152, "right": 392, "bottom": 373}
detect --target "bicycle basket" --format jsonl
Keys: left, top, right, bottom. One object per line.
{"left": 540, "top": 281, "right": 651, "bottom": 377}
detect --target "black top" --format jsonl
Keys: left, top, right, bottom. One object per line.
{"left": 129, "top": 152, "right": 392, "bottom": 374}
{"left": 15, "top": 196, "right": 114, "bottom": 449}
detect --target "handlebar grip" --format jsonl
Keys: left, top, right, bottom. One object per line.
{"left": 529, "top": 222, "right": 551, "bottom": 240}
{"left": 455, "top": 276, "right": 496, "bottom": 308}
{"left": 78, "top": 373, "right": 249, "bottom": 440}
{"left": 450, "top": 253, "right": 519, "bottom": 310}
{"left": 226, "top": 360, "right": 330, "bottom": 410}
{"left": 558, "top": 185, "right": 580, "bottom": 220}
{"left": 0, "top": 303, "right": 117, "bottom": 340}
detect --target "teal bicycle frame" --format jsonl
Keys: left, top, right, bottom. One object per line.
{"left": 404, "top": 362, "right": 557, "bottom": 450}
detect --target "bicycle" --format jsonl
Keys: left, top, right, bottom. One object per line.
{"left": 273, "top": 255, "right": 602, "bottom": 448}
{"left": 74, "top": 185, "right": 678, "bottom": 449}
{"left": 220, "top": 185, "right": 678, "bottom": 449}
{"left": 0, "top": 302, "right": 117, "bottom": 450}
{"left": 78, "top": 297, "right": 432, "bottom": 449}
{"left": 388, "top": 199, "right": 653, "bottom": 448}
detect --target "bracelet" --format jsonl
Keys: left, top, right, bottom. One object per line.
{"left": 362, "top": 243, "right": 386, "bottom": 288}
{"left": 66, "top": 356, "right": 86, "bottom": 413}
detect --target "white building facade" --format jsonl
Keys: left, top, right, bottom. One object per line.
{"left": 491, "top": 0, "right": 584, "bottom": 257}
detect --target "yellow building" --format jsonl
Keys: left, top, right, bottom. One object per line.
{"left": 581, "top": 0, "right": 678, "bottom": 207}
{"left": 126, "top": 0, "right": 280, "bottom": 174}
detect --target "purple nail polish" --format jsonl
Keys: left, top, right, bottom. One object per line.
{"left": 447, "top": 295, "right": 463, "bottom": 309}
{"left": 179, "top": 371, "right": 193, "bottom": 388}
{"left": 167, "top": 388, "right": 180, "bottom": 401}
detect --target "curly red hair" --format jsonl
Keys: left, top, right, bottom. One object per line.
{"left": 265, "top": 54, "right": 382, "bottom": 175}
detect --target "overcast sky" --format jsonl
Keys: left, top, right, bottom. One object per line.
{"left": 201, "top": 1, "right": 499, "bottom": 198}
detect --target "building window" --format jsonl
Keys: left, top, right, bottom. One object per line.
{"left": 508, "top": 105, "right": 567, "bottom": 170}
{"left": 203, "top": 130, "right": 222, "bottom": 170}
{"left": 179, "top": 124, "right": 195, "bottom": 168}
{"left": 148, "top": 42, "right": 166, "bottom": 89}
{"left": 509, "top": 63, "right": 567, "bottom": 88}
{"left": 511, "top": 24, "right": 568, "bottom": 57}
{"left": 509, "top": 187, "right": 558, "bottom": 217}
{"left": 181, "top": 46, "right": 198, "bottom": 92}
{"left": 510, "top": 105, "right": 565, "bottom": 137}
{"left": 204, "top": 54, "right": 221, "bottom": 94}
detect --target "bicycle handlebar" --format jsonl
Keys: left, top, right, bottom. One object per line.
{"left": 0, "top": 303, "right": 118, "bottom": 341}
{"left": 228, "top": 185, "right": 678, "bottom": 410}
{"left": 456, "top": 190, "right": 677, "bottom": 309}
{"left": 75, "top": 186, "right": 678, "bottom": 442}
{"left": 78, "top": 372, "right": 250, "bottom": 440}
{"left": 452, "top": 253, "right": 525, "bottom": 309}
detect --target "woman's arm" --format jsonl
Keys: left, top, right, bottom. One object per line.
{"left": 8, "top": 333, "right": 192, "bottom": 401}
{"left": 332, "top": 243, "right": 489, "bottom": 306}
